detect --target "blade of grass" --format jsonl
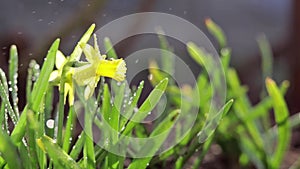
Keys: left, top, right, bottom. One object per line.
{"left": 198, "top": 99, "right": 234, "bottom": 143}
{"left": 37, "top": 135, "right": 82, "bottom": 169}
{"left": 19, "top": 143, "right": 33, "bottom": 169}
{"left": 122, "top": 78, "right": 168, "bottom": 136}
{"left": 156, "top": 28, "right": 175, "bottom": 76}
{"left": 192, "top": 135, "right": 214, "bottom": 169}
{"left": 104, "top": 37, "right": 118, "bottom": 59}
{"left": 11, "top": 39, "right": 60, "bottom": 145}
{"left": 0, "top": 69, "right": 9, "bottom": 132}
{"left": 266, "top": 78, "right": 291, "bottom": 168}
{"left": 9, "top": 45, "right": 19, "bottom": 118}
{"left": 111, "top": 81, "right": 126, "bottom": 111}
{"left": 26, "top": 60, "right": 40, "bottom": 102}
{"left": 37, "top": 101, "right": 47, "bottom": 169}
{"left": 0, "top": 156, "right": 6, "bottom": 168}
{"left": 56, "top": 61, "right": 68, "bottom": 146}
{"left": 102, "top": 84, "right": 121, "bottom": 169}
{"left": 63, "top": 106, "right": 76, "bottom": 153}
{"left": 0, "top": 72, "right": 18, "bottom": 125}
{"left": 176, "top": 100, "right": 233, "bottom": 168}
{"left": 83, "top": 111, "right": 96, "bottom": 169}
{"left": 26, "top": 110, "right": 39, "bottom": 168}
{"left": 119, "top": 81, "right": 144, "bottom": 130}
{"left": 0, "top": 129, "right": 22, "bottom": 169}
{"left": 128, "top": 109, "right": 180, "bottom": 169}
{"left": 220, "top": 47, "right": 231, "bottom": 71}
{"left": 81, "top": 93, "right": 96, "bottom": 169}
{"left": 30, "top": 39, "right": 60, "bottom": 112}
{"left": 257, "top": 34, "right": 273, "bottom": 86}
{"left": 205, "top": 18, "right": 227, "bottom": 48}
{"left": 70, "top": 132, "right": 85, "bottom": 160}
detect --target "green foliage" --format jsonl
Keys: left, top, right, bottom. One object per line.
{"left": 0, "top": 20, "right": 297, "bottom": 169}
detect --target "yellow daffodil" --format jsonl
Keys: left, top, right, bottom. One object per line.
{"left": 73, "top": 34, "right": 127, "bottom": 100}
{"left": 49, "top": 24, "right": 95, "bottom": 105}
{"left": 49, "top": 51, "right": 75, "bottom": 105}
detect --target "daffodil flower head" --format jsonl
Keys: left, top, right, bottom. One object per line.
{"left": 48, "top": 24, "right": 96, "bottom": 106}
{"left": 73, "top": 34, "right": 127, "bottom": 100}
{"left": 49, "top": 51, "right": 75, "bottom": 106}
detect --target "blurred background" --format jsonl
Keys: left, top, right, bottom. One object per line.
{"left": 0, "top": 0, "right": 299, "bottom": 167}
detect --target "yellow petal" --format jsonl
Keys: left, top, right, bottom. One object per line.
{"left": 68, "top": 83, "right": 74, "bottom": 106}
{"left": 73, "top": 64, "right": 97, "bottom": 86}
{"left": 81, "top": 43, "right": 95, "bottom": 63}
{"left": 84, "top": 84, "right": 95, "bottom": 100}
{"left": 96, "top": 59, "right": 127, "bottom": 81}
{"left": 64, "top": 83, "right": 71, "bottom": 105}
{"left": 55, "top": 50, "right": 66, "bottom": 69}
{"left": 93, "top": 34, "right": 106, "bottom": 60}
{"left": 49, "top": 70, "right": 59, "bottom": 82}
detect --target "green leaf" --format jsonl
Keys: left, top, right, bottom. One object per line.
{"left": 102, "top": 84, "right": 121, "bottom": 169}
{"left": 63, "top": 106, "right": 76, "bottom": 153}
{"left": 198, "top": 99, "right": 234, "bottom": 143}
{"left": 122, "top": 78, "right": 168, "bottom": 135}
{"left": 205, "top": 18, "right": 227, "bottom": 48}
{"left": 0, "top": 129, "right": 22, "bottom": 169}
{"left": 26, "top": 60, "right": 40, "bottom": 102}
{"left": 37, "top": 135, "right": 82, "bottom": 169}
{"left": 104, "top": 37, "right": 118, "bottom": 59}
{"left": 187, "top": 42, "right": 205, "bottom": 66}
{"left": 70, "top": 133, "right": 85, "bottom": 160}
{"left": 127, "top": 109, "right": 180, "bottom": 169}
{"left": 0, "top": 69, "right": 18, "bottom": 125}
{"left": 265, "top": 78, "right": 291, "bottom": 168}
{"left": 192, "top": 135, "right": 214, "bottom": 169}
{"left": 9, "top": 45, "right": 19, "bottom": 117}
{"left": 0, "top": 69, "right": 9, "bottom": 133}
{"left": 102, "top": 84, "right": 112, "bottom": 123}
{"left": 257, "top": 34, "right": 273, "bottom": 81}
{"left": 11, "top": 39, "right": 60, "bottom": 145}
{"left": 31, "top": 39, "right": 60, "bottom": 112}
{"left": 156, "top": 28, "right": 175, "bottom": 76}
{"left": 120, "top": 81, "right": 144, "bottom": 130}
{"left": 111, "top": 81, "right": 126, "bottom": 111}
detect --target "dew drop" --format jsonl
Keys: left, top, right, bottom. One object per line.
{"left": 148, "top": 74, "right": 153, "bottom": 81}
{"left": 34, "top": 64, "right": 40, "bottom": 70}
{"left": 46, "top": 119, "right": 55, "bottom": 129}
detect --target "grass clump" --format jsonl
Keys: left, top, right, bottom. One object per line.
{"left": 0, "top": 20, "right": 298, "bottom": 169}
